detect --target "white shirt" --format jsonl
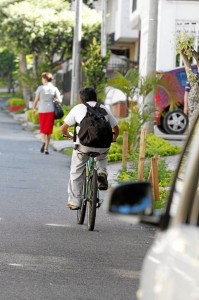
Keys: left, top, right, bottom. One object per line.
{"left": 64, "top": 102, "right": 118, "bottom": 127}
{"left": 64, "top": 101, "right": 118, "bottom": 145}
{"left": 35, "top": 82, "right": 61, "bottom": 113}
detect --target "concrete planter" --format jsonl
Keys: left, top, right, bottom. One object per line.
{"left": 8, "top": 105, "right": 25, "bottom": 112}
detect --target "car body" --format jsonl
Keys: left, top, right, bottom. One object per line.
{"left": 108, "top": 112, "right": 199, "bottom": 300}
{"left": 155, "top": 65, "right": 198, "bottom": 135}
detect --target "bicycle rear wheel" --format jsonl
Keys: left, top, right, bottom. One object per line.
{"left": 77, "top": 169, "right": 87, "bottom": 224}
{"left": 87, "top": 168, "right": 98, "bottom": 231}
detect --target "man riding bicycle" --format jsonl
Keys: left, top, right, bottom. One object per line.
{"left": 61, "top": 87, "right": 119, "bottom": 210}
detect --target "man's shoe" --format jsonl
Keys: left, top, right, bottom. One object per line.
{"left": 98, "top": 173, "right": 108, "bottom": 190}
{"left": 66, "top": 203, "right": 80, "bottom": 210}
{"left": 96, "top": 198, "right": 103, "bottom": 208}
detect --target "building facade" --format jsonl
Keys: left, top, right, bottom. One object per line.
{"left": 130, "top": 0, "right": 199, "bottom": 75}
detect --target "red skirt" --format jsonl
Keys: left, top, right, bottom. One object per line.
{"left": 39, "top": 112, "right": 54, "bottom": 134}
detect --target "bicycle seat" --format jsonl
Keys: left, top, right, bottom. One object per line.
{"left": 87, "top": 152, "right": 101, "bottom": 158}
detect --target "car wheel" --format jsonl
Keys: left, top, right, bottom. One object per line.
{"left": 163, "top": 109, "right": 188, "bottom": 134}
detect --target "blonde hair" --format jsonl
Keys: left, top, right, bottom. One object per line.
{"left": 42, "top": 72, "right": 53, "bottom": 82}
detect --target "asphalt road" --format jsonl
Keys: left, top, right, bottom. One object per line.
{"left": 0, "top": 109, "right": 156, "bottom": 300}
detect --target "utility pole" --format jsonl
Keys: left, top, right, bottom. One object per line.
{"left": 142, "top": 0, "right": 159, "bottom": 133}
{"left": 101, "top": 0, "right": 107, "bottom": 57}
{"left": 70, "top": 0, "right": 82, "bottom": 105}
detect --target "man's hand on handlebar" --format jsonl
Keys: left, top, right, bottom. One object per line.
{"left": 62, "top": 132, "right": 74, "bottom": 140}
{"left": 112, "top": 132, "right": 117, "bottom": 142}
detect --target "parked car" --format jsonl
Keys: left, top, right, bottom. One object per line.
{"left": 107, "top": 112, "right": 199, "bottom": 300}
{"left": 155, "top": 65, "right": 198, "bottom": 135}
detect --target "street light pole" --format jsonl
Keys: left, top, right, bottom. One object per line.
{"left": 101, "top": 0, "right": 107, "bottom": 57}
{"left": 70, "top": 0, "right": 82, "bottom": 105}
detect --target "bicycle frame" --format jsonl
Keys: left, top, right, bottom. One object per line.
{"left": 85, "top": 156, "right": 99, "bottom": 201}
{"left": 77, "top": 152, "right": 100, "bottom": 231}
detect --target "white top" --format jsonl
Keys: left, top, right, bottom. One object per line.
{"left": 64, "top": 102, "right": 118, "bottom": 127}
{"left": 35, "top": 82, "right": 61, "bottom": 113}
{"left": 64, "top": 101, "right": 118, "bottom": 144}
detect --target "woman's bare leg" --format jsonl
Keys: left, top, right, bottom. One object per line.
{"left": 44, "top": 134, "right": 51, "bottom": 152}
{"left": 40, "top": 133, "right": 46, "bottom": 153}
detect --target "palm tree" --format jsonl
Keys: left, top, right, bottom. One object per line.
{"left": 107, "top": 69, "right": 180, "bottom": 133}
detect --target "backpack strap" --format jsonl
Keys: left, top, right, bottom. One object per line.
{"left": 84, "top": 102, "right": 101, "bottom": 117}
{"left": 73, "top": 122, "right": 77, "bottom": 142}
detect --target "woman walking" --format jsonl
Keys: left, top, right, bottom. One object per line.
{"left": 33, "top": 72, "right": 62, "bottom": 154}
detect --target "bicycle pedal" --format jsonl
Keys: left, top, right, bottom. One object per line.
{"left": 96, "top": 199, "right": 103, "bottom": 208}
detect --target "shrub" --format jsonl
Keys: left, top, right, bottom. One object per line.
{"left": 117, "top": 158, "right": 174, "bottom": 209}
{"left": 108, "top": 132, "right": 181, "bottom": 163}
{"left": 108, "top": 143, "right": 122, "bottom": 162}
{"left": 146, "top": 134, "right": 181, "bottom": 157}
{"left": 8, "top": 97, "right": 25, "bottom": 106}
{"left": 26, "top": 109, "right": 39, "bottom": 124}
{"left": 51, "top": 126, "right": 66, "bottom": 140}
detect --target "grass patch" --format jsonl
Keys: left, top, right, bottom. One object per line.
{"left": 63, "top": 147, "right": 73, "bottom": 156}
{"left": 117, "top": 158, "right": 174, "bottom": 209}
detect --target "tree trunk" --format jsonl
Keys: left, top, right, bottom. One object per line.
{"left": 19, "top": 53, "right": 32, "bottom": 107}
{"left": 32, "top": 54, "right": 38, "bottom": 78}
{"left": 181, "top": 51, "right": 199, "bottom": 130}
{"left": 143, "top": 91, "right": 155, "bottom": 133}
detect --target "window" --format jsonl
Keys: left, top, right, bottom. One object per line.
{"left": 176, "top": 71, "right": 187, "bottom": 87}
{"left": 176, "top": 67, "right": 198, "bottom": 87}
{"left": 132, "top": 0, "right": 137, "bottom": 12}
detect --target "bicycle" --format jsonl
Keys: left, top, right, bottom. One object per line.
{"left": 77, "top": 151, "right": 105, "bottom": 231}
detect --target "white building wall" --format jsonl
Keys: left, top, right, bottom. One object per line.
{"left": 157, "top": 0, "right": 199, "bottom": 71}
{"left": 106, "top": 0, "right": 118, "bottom": 35}
{"left": 130, "top": 0, "right": 199, "bottom": 75}
{"left": 115, "top": 0, "right": 138, "bottom": 41}
{"left": 106, "top": 0, "right": 138, "bottom": 41}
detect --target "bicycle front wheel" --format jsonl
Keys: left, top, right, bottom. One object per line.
{"left": 87, "top": 169, "right": 98, "bottom": 231}
{"left": 77, "top": 169, "right": 87, "bottom": 224}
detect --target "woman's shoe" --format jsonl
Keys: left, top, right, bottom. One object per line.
{"left": 40, "top": 143, "right": 45, "bottom": 153}
{"left": 44, "top": 150, "right": 49, "bottom": 155}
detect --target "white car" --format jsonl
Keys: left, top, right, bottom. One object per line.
{"left": 108, "top": 113, "right": 199, "bottom": 300}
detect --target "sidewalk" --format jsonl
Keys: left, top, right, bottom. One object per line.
{"left": 2, "top": 108, "right": 182, "bottom": 185}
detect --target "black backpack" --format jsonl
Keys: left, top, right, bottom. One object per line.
{"left": 75, "top": 102, "right": 113, "bottom": 148}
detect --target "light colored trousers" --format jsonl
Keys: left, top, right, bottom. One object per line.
{"left": 67, "top": 144, "right": 109, "bottom": 206}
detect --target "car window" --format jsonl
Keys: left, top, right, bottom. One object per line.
{"left": 176, "top": 68, "right": 198, "bottom": 87}
{"left": 176, "top": 71, "right": 187, "bottom": 87}
{"left": 170, "top": 118, "right": 199, "bottom": 218}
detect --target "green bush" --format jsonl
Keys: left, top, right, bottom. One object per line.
{"left": 51, "top": 126, "right": 66, "bottom": 140}
{"left": 108, "top": 132, "right": 181, "bottom": 163}
{"left": 8, "top": 97, "right": 25, "bottom": 106}
{"left": 26, "top": 109, "right": 39, "bottom": 124}
{"left": 146, "top": 134, "right": 181, "bottom": 157}
{"left": 108, "top": 143, "right": 122, "bottom": 162}
{"left": 117, "top": 158, "right": 174, "bottom": 209}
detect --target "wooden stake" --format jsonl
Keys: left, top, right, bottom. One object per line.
{"left": 151, "top": 155, "right": 159, "bottom": 201}
{"left": 148, "top": 155, "right": 159, "bottom": 182}
{"left": 138, "top": 129, "right": 147, "bottom": 180}
{"left": 122, "top": 131, "right": 128, "bottom": 170}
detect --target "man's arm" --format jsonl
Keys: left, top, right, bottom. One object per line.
{"left": 60, "top": 123, "right": 73, "bottom": 139}
{"left": 112, "top": 125, "right": 119, "bottom": 142}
